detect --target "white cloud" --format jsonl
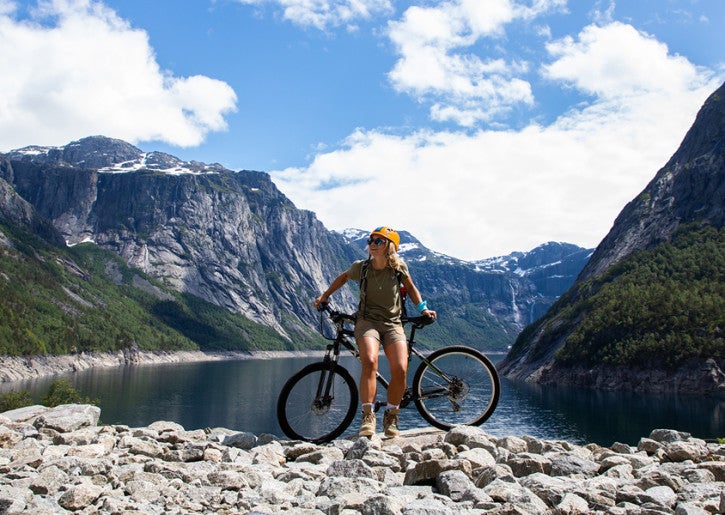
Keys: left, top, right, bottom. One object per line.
{"left": 386, "top": 0, "right": 566, "bottom": 126}
{"left": 0, "top": 0, "right": 237, "bottom": 151}
{"left": 272, "top": 21, "right": 722, "bottom": 260}
{"left": 542, "top": 21, "right": 709, "bottom": 98}
{"left": 236, "top": 0, "right": 394, "bottom": 30}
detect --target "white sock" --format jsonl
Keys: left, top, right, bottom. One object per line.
{"left": 362, "top": 403, "right": 374, "bottom": 410}
{"left": 386, "top": 403, "right": 399, "bottom": 411}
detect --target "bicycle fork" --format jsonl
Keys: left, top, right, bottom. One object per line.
{"left": 309, "top": 351, "right": 335, "bottom": 412}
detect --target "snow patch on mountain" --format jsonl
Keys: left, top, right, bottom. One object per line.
{"left": 97, "top": 154, "right": 220, "bottom": 175}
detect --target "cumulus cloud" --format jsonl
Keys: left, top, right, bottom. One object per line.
{"left": 272, "top": 21, "right": 721, "bottom": 260}
{"left": 543, "top": 22, "right": 708, "bottom": 98}
{"left": 235, "top": 0, "right": 394, "bottom": 31}
{"left": 386, "top": 0, "right": 566, "bottom": 126}
{"left": 0, "top": 0, "right": 237, "bottom": 150}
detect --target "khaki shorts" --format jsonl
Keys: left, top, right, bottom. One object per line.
{"left": 354, "top": 318, "right": 406, "bottom": 348}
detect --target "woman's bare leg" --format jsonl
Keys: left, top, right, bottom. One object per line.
{"left": 357, "top": 337, "right": 379, "bottom": 404}
{"left": 383, "top": 340, "right": 408, "bottom": 406}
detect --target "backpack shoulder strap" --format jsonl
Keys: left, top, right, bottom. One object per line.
{"left": 358, "top": 258, "right": 371, "bottom": 318}
{"left": 359, "top": 258, "right": 370, "bottom": 289}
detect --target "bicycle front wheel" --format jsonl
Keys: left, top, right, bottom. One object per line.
{"left": 276, "top": 361, "right": 358, "bottom": 443}
{"left": 412, "top": 346, "right": 500, "bottom": 430}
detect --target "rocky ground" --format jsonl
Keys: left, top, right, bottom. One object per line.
{"left": 0, "top": 404, "right": 723, "bottom": 514}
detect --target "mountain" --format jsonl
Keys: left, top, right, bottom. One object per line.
{"left": 0, "top": 136, "right": 590, "bottom": 356}
{"left": 498, "top": 82, "right": 725, "bottom": 394}
{"left": 2, "top": 138, "right": 362, "bottom": 345}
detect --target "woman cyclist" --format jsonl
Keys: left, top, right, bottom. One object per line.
{"left": 314, "top": 226, "right": 436, "bottom": 437}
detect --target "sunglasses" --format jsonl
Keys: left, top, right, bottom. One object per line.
{"left": 367, "top": 237, "right": 388, "bottom": 246}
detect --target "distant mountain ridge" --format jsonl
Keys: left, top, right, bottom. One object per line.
{"left": 1, "top": 136, "right": 591, "bottom": 356}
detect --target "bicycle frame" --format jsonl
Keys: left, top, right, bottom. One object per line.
{"left": 318, "top": 306, "right": 445, "bottom": 413}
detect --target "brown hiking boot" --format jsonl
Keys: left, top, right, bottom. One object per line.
{"left": 359, "top": 406, "right": 376, "bottom": 437}
{"left": 383, "top": 408, "right": 400, "bottom": 437}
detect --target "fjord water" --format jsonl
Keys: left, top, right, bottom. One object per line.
{"left": 2, "top": 355, "right": 723, "bottom": 445}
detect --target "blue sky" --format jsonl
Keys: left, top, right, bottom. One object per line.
{"left": 0, "top": 0, "right": 723, "bottom": 260}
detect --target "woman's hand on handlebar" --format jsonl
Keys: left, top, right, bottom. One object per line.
{"left": 313, "top": 295, "right": 328, "bottom": 311}
{"left": 421, "top": 309, "right": 437, "bottom": 320}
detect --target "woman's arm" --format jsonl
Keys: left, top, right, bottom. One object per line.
{"left": 401, "top": 275, "right": 436, "bottom": 319}
{"left": 313, "top": 270, "right": 351, "bottom": 308}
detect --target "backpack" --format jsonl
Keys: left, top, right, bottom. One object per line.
{"left": 358, "top": 258, "right": 407, "bottom": 319}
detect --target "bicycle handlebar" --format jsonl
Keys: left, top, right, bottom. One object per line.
{"left": 316, "top": 301, "right": 435, "bottom": 328}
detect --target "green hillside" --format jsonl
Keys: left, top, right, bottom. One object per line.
{"left": 0, "top": 224, "right": 319, "bottom": 356}
{"left": 516, "top": 224, "right": 724, "bottom": 369}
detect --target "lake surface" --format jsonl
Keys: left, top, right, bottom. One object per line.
{"left": 2, "top": 355, "right": 723, "bottom": 446}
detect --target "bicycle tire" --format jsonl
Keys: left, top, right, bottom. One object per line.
{"left": 412, "top": 345, "right": 500, "bottom": 430}
{"left": 276, "top": 361, "right": 358, "bottom": 443}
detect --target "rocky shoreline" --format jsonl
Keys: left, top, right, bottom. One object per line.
{"left": 0, "top": 349, "right": 323, "bottom": 384}
{"left": 1, "top": 404, "right": 723, "bottom": 514}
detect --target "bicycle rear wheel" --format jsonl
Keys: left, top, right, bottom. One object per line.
{"left": 276, "top": 361, "right": 358, "bottom": 443}
{"left": 412, "top": 346, "right": 500, "bottom": 430}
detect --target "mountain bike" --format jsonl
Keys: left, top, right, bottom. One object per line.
{"left": 276, "top": 302, "right": 500, "bottom": 443}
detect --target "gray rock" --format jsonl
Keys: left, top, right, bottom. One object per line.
{"left": 296, "top": 446, "right": 345, "bottom": 464}
{"left": 611, "top": 441, "right": 634, "bottom": 454}
{"left": 483, "top": 478, "right": 550, "bottom": 513}
{"left": 645, "top": 485, "right": 678, "bottom": 508}
{"left": 57, "top": 482, "right": 104, "bottom": 510}
{"left": 0, "top": 485, "right": 31, "bottom": 514}
{"left": 327, "top": 458, "right": 377, "bottom": 479}
{"left": 496, "top": 435, "right": 528, "bottom": 454}
{"left": 317, "top": 475, "right": 381, "bottom": 498}
{"left": 435, "top": 469, "right": 475, "bottom": 501}
{"left": 638, "top": 437, "right": 664, "bottom": 455}
{"left": 1, "top": 405, "right": 49, "bottom": 423}
{"left": 549, "top": 453, "right": 600, "bottom": 477}
{"left": 698, "top": 461, "right": 725, "bottom": 481}
{"left": 506, "top": 451, "right": 552, "bottom": 477}
{"left": 665, "top": 440, "right": 708, "bottom": 462}
{"left": 556, "top": 492, "right": 590, "bottom": 514}
{"left": 455, "top": 447, "right": 496, "bottom": 469}
{"left": 222, "top": 431, "right": 258, "bottom": 449}
{"left": 346, "top": 436, "right": 373, "bottom": 460}
{"left": 33, "top": 404, "right": 101, "bottom": 432}
{"left": 520, "top": 472, "right": 573, "bottom": 507}
{"left": 675, "top": 501, "right": 711, "bottom": 515}
{"left": 649, "top": 428, "right": 691, "bottom": 443}
{"left": 403, "top": 458, "right": 472, "bottom": 485}
{"left": 30, "top": 465, "right": 69, "bottom": 495}
{"left": 361, "top": 493, "right": 403, "bottom": 515}
{"left": 207, "top": 470, "right": 248, "bottom": 490}
{"left": 443, "top": 425, "right": 494, "bottom": 450}
{"left": 400, "top": 496, "right": 455, "bottom": 514}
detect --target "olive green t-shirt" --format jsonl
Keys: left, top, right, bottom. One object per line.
{"left": 349, "top": 259, "right": 409, "bottom": 325}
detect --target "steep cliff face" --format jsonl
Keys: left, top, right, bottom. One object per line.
{"left": 577, "top": 85, "right": 725, "bottom": 281}
{"left": 498, "top": 82, "right": 725, "bottom": 393}
{"left": 0, "top": 159, "right": 65, "bottom": 247}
